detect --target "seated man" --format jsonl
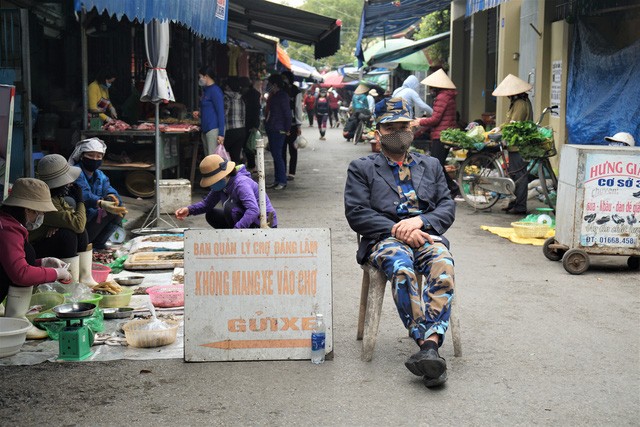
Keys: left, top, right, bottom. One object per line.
{"left": 344, "top": 98, "right": 456, "bottom": 388}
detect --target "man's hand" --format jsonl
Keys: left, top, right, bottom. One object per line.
{"left": 175, "top": 207, "right": 189, "bottom": 220}
{"left": 392, "top": 216, "right": 426, "bottom": 242}
{"left": 105, "top": 194, "right": 120, "bottom": 206}
{"left": 99, "top": 200, "right": 128, "bottom": 217}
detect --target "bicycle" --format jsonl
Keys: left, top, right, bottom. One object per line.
{"left": 456, "top": 105, "right": 559, "bottom": 211}
{"left": 353, "top": 109, "right": 372, "bottom": 145}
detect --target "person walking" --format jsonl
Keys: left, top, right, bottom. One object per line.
{"left": 328, "top": 88, "right": 342, "bottom": 128}
{"left": 194, "top": 66, "right": 225, "bottom": 156}
{"left": 315, "top": 88, "right": 330, "bottom": 140}
{"left": 281, "top": 71, "right": 303, "bottom": 181}
{"left": 264, "top": 74, "right": 292, "bottom": 190}
{"left": 303, "top": 90, "right": 316, "bottom": 127}
{"left": 491, "top": 74, "right": 534, "bottom": 214}
{"left": 344, "top": 98, "right": 455, "bottom": 388}
{"left": 412, "top": 69, "right": 461, "bottom": 198}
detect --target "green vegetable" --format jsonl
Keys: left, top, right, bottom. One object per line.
{"left": 441, "top": 128, "right": 483, "bottom": 151}
{"left": 502, "top": 121, "right": 554, "bottom": 159}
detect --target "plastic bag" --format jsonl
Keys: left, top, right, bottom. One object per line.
{"left": 214, "top": 143, "right": 231, "bottom": 161}
{"left": 466, "top": 125, "right": 486, "bottom": 142}
{"left": 294, "top": 135, "right": 308, "bottom": 149}
{"left": 246, "top": 129, "right": 260, "bottom": 152}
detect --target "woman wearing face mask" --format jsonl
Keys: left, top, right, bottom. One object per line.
{"left": 88, "top": 68, "right": 118, "bottom": 123}
{"left": 411, "top": 69, "right": 461, "bottom": 199}
{"left": 174, "top": 154, "right": 277, "bottom": 229}
{"left": 0, "top": 178, "right": 73, "bottom": 339}
{"left": 69, "top": 138, "right": 128, "bottom": 250}
{"left": 29, "top": 154, "right": 98, "bottom": 286}
{"left": 193, "top": 66, "right": 225, "bottom": 156}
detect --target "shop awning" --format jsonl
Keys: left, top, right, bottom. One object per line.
{"left": 228, "top": 0, "right": 341, "bottom": 59}
{"left": 277, "top": 45, "right": 292, "bottom": 70}
{"left": 366, "top": 32, "right": 450, "bottom": 68}
{"left": 466, "top": 0, "right": 511, "bottom": 17}
{"left": 74, "top": 0, "right": 228, "bottom": 42}
{"left": 355, "top": 0, "right": 450, "bottom": 66}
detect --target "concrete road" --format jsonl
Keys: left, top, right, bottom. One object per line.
{"left": 1, "top": 124, "right": 638, "bottom": 426}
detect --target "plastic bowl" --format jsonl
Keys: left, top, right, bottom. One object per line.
{"left": 0, "top": 318, "right": 32, "bottom": 358}
{"left": 92, "top": 263, "right": 112, "bottom": 282}
{"left": 123, "top": 318, "right": 179, "bottom": 348}
{"left": 511, "top": 222, "right": 550, "bottom": 239}
{"left": 97, "top": 288, "right": 134, "bottom": 308}
{"left": 27, "top": 292, "right": 65, "bottom": 322}
{"left": 146, "top": 285, "right": 184, "bottom": 308}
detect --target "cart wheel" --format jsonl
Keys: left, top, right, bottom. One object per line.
{"left": 562, "top": 249, "right": 590, "bottom": 275}
{"left": 542, "top": 237, "right": 563, "bottom": 261}
{"left": 628, "top": 256, "right": 640, "bottom": 270}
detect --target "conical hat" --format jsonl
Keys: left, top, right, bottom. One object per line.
{"left": 492, "top": 74, "right": 532, "bottom": 96}
{"left": 354, "top": 84, "right": 369, "bottom": 94}
{"left": 420, "top": 69, "right": 456, "bottom": 89}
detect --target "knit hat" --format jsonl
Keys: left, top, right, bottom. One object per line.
{"left": 2, "top": 178, "right": 57, "bottom": 212}
{"left": 420, "top": 69, "right": 456, "bottom": 89}
{"left": 37, "top": 154, "right": 81, "bottom": 189}
{"left": 374, "top": 97, "right": 412, "bottom": 124}
{"left": 492, "top": 74, "right": 532, "bottom": 96}
{"left": 199, "top": 155, "right": 236, "bottom": 188}
{"left": 354, "top": 84, "right": 369, "bottom": 95}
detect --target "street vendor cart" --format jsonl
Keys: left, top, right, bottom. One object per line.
{"left": 543, "top": 144, "right": 640, "bottom": 274}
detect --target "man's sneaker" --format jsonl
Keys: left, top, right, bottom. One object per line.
{"left": 273, "top": 184, "right": 286, "bottom": 190}
{"left": 423, "top": 371, "right": 448, "bottom": 388}
{"left": 405, "top": 348, "right": 447, "bottom": 377}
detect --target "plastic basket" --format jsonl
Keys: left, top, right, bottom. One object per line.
{"left": 146, "top": 285, "right": 184, "bottom": 308}
{"left": 123, "top": 319, "right": 180, "bottom": 348}
{"left": 511, "top": 222, "right": 550, "bottom": 238}
{"left": 92, "top": 263, "right": 112, "bottom": 282}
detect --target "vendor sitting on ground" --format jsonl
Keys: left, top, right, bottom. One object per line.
{"left": 68, "top": 138, "right": 128, "bottom": 249}
{"left": 0, "top": 178, "right": 72, "bottom": 339}
{"left": 175, "top": 154, "right": 277, "bottom": 228}
{"left": 30, "top": 154, "right": 97, "bottom": 286}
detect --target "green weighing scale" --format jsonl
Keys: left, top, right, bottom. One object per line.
{"left": 35, "top": 302, "right": 96, "bottom": 361}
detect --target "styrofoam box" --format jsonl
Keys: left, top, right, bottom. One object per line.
{"left": 158, "top": 179, "right": 192, "bottom": 214}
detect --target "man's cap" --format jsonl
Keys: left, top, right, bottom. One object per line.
{"left": 374, "top": 97, "right": 412, "bottom": 124}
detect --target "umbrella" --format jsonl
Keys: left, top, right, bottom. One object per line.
{"left": 277, "top": 45, "right": 291, "bottom": 70}
{"left": 139, "top": 19, "right": 176, "bottom": 230}
{"left": 363, "top": 38, "right": 431, "bottom": 71}
{"left": 291, "top": 59, "right": 324, "bottom": 82}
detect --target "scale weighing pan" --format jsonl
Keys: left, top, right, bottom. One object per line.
{"left": 53, "top": 303, "right": 96, "bottom": 318}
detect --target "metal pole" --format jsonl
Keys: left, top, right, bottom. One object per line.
{"left": 81, "top": 11, "right": 88, "bottom": 130}
{"left": 256, "top": 134, "right": 268, "bottom": 228}
{"left": 19, "top": 9, "right": 32, "bottom": 176}
{"left": 155, "top": 102, "right": 161, "bottom": 221}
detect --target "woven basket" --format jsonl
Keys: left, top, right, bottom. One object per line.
{"left": 511, "top": 222, "right": 550, "bottom": 239}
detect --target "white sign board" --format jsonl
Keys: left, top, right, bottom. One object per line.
{"left": 550, "top": 60, "right": 562, "bottom": 117}
{"left": 580, "top": 153, "right": 640, "bottom": 248}
{"left": 184, "top": 228, "right": 332, "bottom": 362}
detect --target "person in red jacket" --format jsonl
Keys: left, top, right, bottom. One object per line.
{"left": 327, "top": 88, "right": 342, "bottom": 128}
{"left": 303, "top": 90, "right": 316, "bottom": 127}
{"left": 0, "top": 178, "right": 73, "bottom": 339}
{"left": 412, "top": 69, "right": 460, "bottom": 198}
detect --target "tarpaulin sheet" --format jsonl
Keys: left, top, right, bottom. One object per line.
{"left": 566, "top": 21, "right": 640, "bottom": 145}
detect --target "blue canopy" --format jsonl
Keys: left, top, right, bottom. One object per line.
{"left": 75, "top": 0, "right": 228, "bottom": 42}
{"left": 355, "top": 0, "right": 450, "bottom": 66}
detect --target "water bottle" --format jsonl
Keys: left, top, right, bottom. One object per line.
{"left": 311, "top": 313, "right": 326, "bottom": 364}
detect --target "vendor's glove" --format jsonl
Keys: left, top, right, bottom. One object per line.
{"left": 41, "top": 257, "right": 67, "bottom": 268}
{"left": 105, "top": 194, "right": 120, "bottom": 206}
{"left": 54, "top": 267, "right": 72, "bottom": 283}
{"left": 99, "top": 200, "right": 128, "bottom": 217}
{"left": 109, "top": 105, "right": 118, "bottom": 120}
{"left": 70, "top": 183, "right": 84, "bottom": 204}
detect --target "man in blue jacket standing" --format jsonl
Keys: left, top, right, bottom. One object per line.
{"left": 344, "top": 98, "right": 455, "bottom": 388}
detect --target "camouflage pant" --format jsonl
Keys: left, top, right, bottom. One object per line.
{"left": 368, "top": 237, "right": 455, "bottom": 344}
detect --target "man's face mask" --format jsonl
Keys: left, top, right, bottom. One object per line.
{"left": 81, "top": 157, "right": 102, "bottom": 172}
{"left": 25, "top": 212, "right": 44, "bottom": 231}
{"left": 378, "top": 129, "right": 413, "bottom": 154}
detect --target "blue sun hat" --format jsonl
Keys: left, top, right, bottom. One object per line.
{"left": 374, "top": 97, "right": 412, "bottom": 124}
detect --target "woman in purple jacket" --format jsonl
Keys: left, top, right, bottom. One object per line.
{"left": 264, "top": 74, "right": 292, "bottom": 190}
{"left": 174, "top": 155, "right": 277, "bottom": 228}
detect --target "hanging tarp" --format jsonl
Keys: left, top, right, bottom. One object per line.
{"left": 290, "top": 60, "right": 323, "bottom": 82}
{"left": 75, "top": 0, "right": 228, "bottom": 42}
{"left": 355, "top": 0, "right": 450, "bottom": 66}
{"left": 465, "top": 0, "right": 511, "bottom": 17}
{"left": 566, "top": 21, "right": 640, "bottom": 144}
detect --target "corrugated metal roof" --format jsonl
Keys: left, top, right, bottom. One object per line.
{"left": 75, "top": 0, "right": 228, "bottom": 42}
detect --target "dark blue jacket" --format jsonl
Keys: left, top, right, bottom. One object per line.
{"left": 265, "top": 90, "right": 292, "bottom": 134}
{"left": 344, "top": 152, "right": 455, "bottom": 264}
{"left": 200, "top": 83, "right": 225, "bottom": 135}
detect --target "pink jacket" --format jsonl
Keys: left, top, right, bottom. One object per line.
{"left": 0, "top": 212, "right": 57, "bottom": 287}
{"left": 418, "top": 89, "right": 458, "bottom": 140}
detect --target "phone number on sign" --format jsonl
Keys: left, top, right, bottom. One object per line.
{"left": 583, "top": 235, "right": 636, "bottom": 245}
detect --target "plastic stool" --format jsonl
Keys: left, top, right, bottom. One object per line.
{"left": 31, "top": 152, "right": 44, "bottom": 177}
